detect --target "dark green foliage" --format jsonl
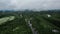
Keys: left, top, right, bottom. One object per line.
{"left": 0, "top": 10, "right": 60, "bottom": 34}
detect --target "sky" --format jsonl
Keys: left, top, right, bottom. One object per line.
{"left": 0, "top": 0, "right": 60, "bottom": 10}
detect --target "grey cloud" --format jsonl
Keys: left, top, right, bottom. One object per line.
{"left": 0, "top": 0, "right": 60, "bottom": 10}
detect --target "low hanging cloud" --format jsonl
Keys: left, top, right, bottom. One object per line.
{"left": 0, "top": 0, "right": 60, "bottom": 10}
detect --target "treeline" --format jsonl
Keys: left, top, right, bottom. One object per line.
{"left": 0, "top": 9, "right": 60, "bottom": 17}
{"left": 0, "top": 9, "right": 60, "bottom": 13}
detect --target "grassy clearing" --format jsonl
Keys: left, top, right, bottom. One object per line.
{"left": 0, "top": 16, "right": 15, "bottom": 25}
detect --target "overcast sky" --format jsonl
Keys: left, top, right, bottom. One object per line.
{"left": 0, "top": 0, "right": 60, "bottom": 10}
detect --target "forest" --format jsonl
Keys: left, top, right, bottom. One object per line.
{"left": 0, "top": 10, "right": 60, "bottom": 34}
